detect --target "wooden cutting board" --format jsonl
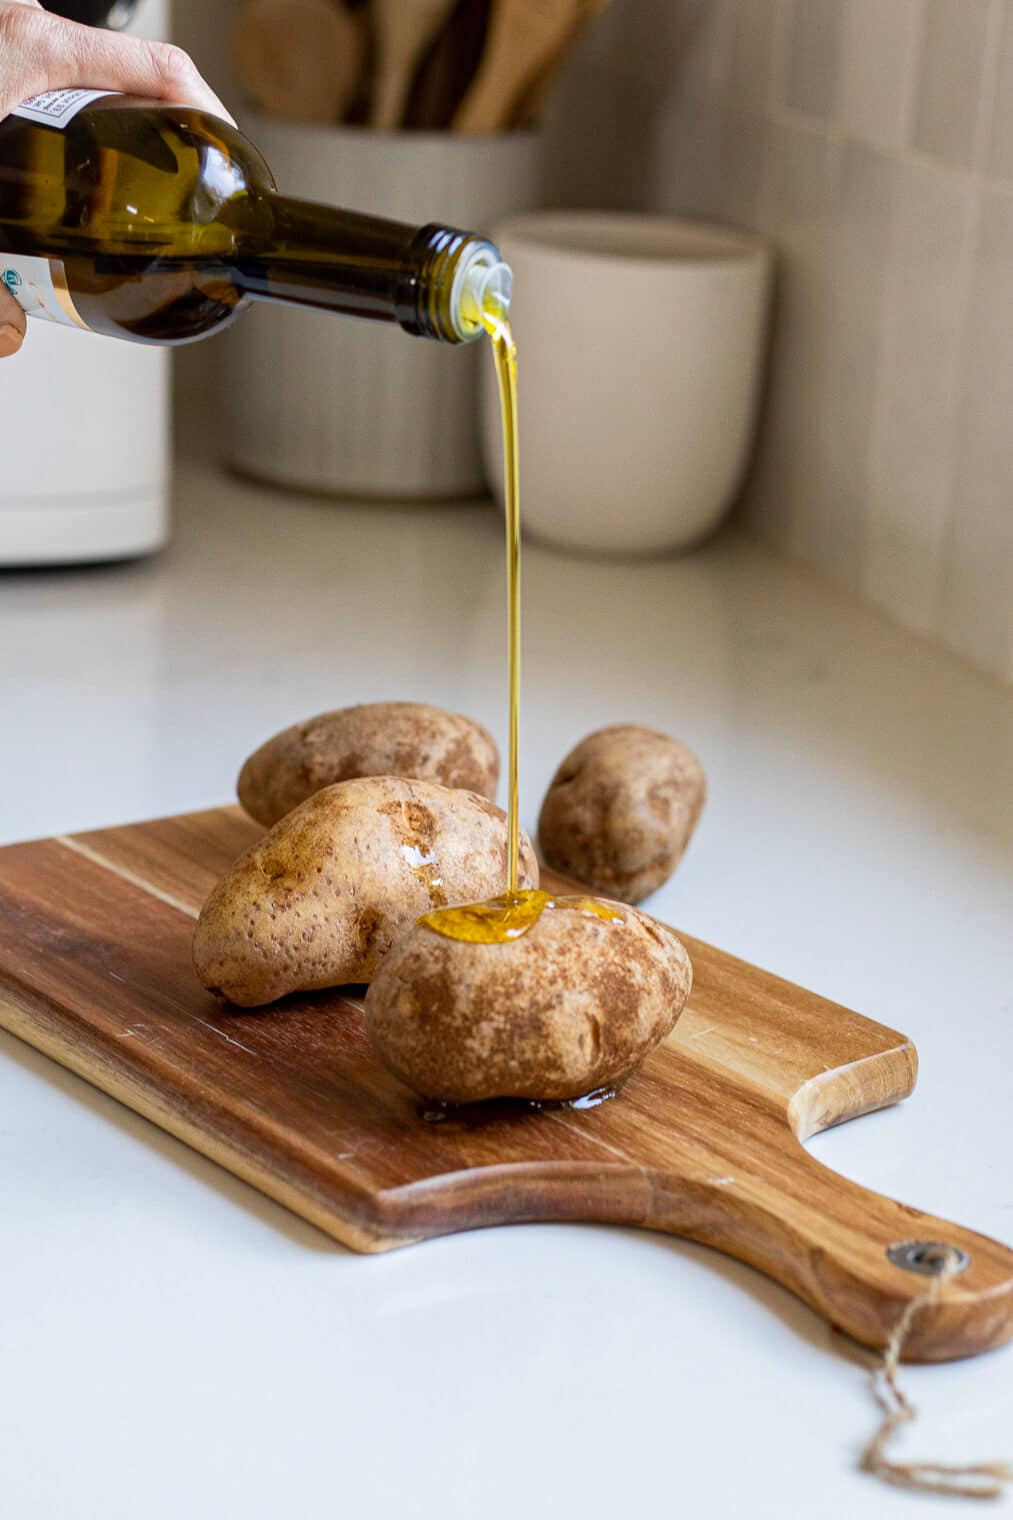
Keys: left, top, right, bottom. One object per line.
{"left": 0, "top": 806, "right": 1010, "bottom": 1364}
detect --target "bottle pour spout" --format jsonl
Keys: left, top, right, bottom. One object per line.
{"left": 451, "top": 243, "right": 514, "bottom": 340}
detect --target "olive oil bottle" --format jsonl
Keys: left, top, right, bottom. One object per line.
{"left": 1, "top": 89, "right": 536, "bottom": 944}
{"left": 0, "top": 91, "right": 510, "bottom": 345}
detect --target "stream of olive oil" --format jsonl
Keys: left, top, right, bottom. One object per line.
{"left": 419, "top": 310, "right": 626, "bottom": 947}
{"left": 421, "top": 309, "right": 531, "bottom": 942}
{"left": 487, "top": 310, "right": 522, "bottom": 898}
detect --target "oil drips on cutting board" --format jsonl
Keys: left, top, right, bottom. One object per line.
{"left": 420, "top": 1083, "right": 621, "bottom": 1123}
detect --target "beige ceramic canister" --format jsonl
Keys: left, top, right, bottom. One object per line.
{"left": 480, "top": 212, "right": 773, "bottom": 555}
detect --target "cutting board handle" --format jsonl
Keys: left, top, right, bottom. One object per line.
{"left": 646, "top": 1145, "right": 1013, "bottom": 1362}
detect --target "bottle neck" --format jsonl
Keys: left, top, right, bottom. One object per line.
{"left": 232, "top": 193, "right": 492, "bottom": 343}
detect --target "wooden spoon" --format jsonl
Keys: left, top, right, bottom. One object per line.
{"left": 452, "top": 0, "right": 587, "bottom": 133}
{"left": 369, "top": 0, "right": 460, "bottom": 129}
{"left": 403, "top": 0, "right": 492, "bottom": 130}
{"left": 236, "top": 0, "right": 365, "bottom": 125}
{"left": 510, "top": 0, "right": 610, "bottom": 127}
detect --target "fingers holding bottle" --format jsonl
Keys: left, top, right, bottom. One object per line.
{"left": 0, "top": 0, "right": 235, "bottom": 354}
{"left": 0, "top": 0, "right": 235, "bottom": 123}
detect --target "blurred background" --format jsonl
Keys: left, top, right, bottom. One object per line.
{"left": 168, "top": 0, "right": 1013, "bottom": 687}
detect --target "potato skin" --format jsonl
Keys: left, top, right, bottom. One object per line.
{"left": 364, "top": 898, "right": 692, "bottom": 1103}
{"left": 238, "top": 702, "right": 499, "bottom": 827}
{"left": 538, "top": 725, "right": 706, "bottom": 905}
{"left": 193, "top": 777, "right": 537, "bottom": 1007}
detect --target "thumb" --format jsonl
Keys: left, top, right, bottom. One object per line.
{"left": 0, "top": 280, "right": 27, "bottom": 356}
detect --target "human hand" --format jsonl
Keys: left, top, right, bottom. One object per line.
{"left": 0, "top": 280, "right": 25, "bottom": 354}
{"left": 0, "top": 0, "right": 235, "bottom": 355}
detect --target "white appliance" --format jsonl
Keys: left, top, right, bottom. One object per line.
{"left": 0, "top": 0, "right": 171, "bottom": 565}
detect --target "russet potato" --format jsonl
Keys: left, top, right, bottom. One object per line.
{"left": 539, "top": 724, "right": 706, "bottom": 905}
{"left": 364, "top": 896, "right": 692, "bottom": 1103}
{"left": 194, "top": 776, "right": 536, "bottom": 1007}
{"left": 238, "top": 701, "right": 499, "bottom": 827}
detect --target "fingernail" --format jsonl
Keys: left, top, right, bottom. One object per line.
{"left": 0, "top": 322, "right": 24, "bottom": 356}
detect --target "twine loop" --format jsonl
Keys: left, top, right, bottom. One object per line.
{"left": 860, "top": 1245, "right": 1013, "bottom": 1500}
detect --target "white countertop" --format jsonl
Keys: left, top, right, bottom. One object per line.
{"left": 1, "top": 453, "right": 1011, "bottom": 1518}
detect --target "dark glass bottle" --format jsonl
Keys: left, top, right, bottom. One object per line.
{"left": 0, "top": 93, "right": 511, "bottom": 345}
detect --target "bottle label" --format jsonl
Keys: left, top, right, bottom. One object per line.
{"left": 0, "top": 255, "right": 90, "bottom": 330}
{"left": 10, "top": 88, "right": 116, "bottom": 129}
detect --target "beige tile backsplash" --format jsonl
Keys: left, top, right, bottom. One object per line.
{"left": 175, "top": 0, "right": 1013, "bottom": 682}
{"left": 543, "top": 0, "right": 1013, "bottom": 683}
{"left": 988, "top": 1, "right": 1013, "bottom": 177}
{"left": 730, "top": 0, "right": 778, "bottom": 110}
{"left": 783, "top": 0, "right": 843, "bottom": 120}
{"left": 912, "top": 0, "right": 992, "bottom": 169}
{"left": 837, "top": 0, "right": 922, "bottom": 151}
{"left": 864, "top": 162, "right": 973, "bottom": 633}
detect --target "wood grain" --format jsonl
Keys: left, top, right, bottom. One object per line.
{"left": 235, "top": 0, "right": 366, "bottom": 124}
{"left": 369, "top": 0, "right": 459, "bottom": 129}
{"left": 453, "top": 0, "right": 589, "bottom": 132}
{"left": 0, "top": 806, "right": 1010, "bottom": 1363}
{"left": 403, "top": 0, "right": 492, "bottom": 130}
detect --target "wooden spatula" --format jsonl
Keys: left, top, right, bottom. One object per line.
{"left": 453, "top": 0, "right": 587, "bottom": 133}
{"left": 403, "top": 0, "right": 492, "bottom": 130}
{"left": 369, "top": 0, "right": 460, "bottom": 129}
{"left": 510, "top": 0, "right": 610, "bottom": 126}
{"left": 236, "top": 0, "right": 365, "bottom": 125}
